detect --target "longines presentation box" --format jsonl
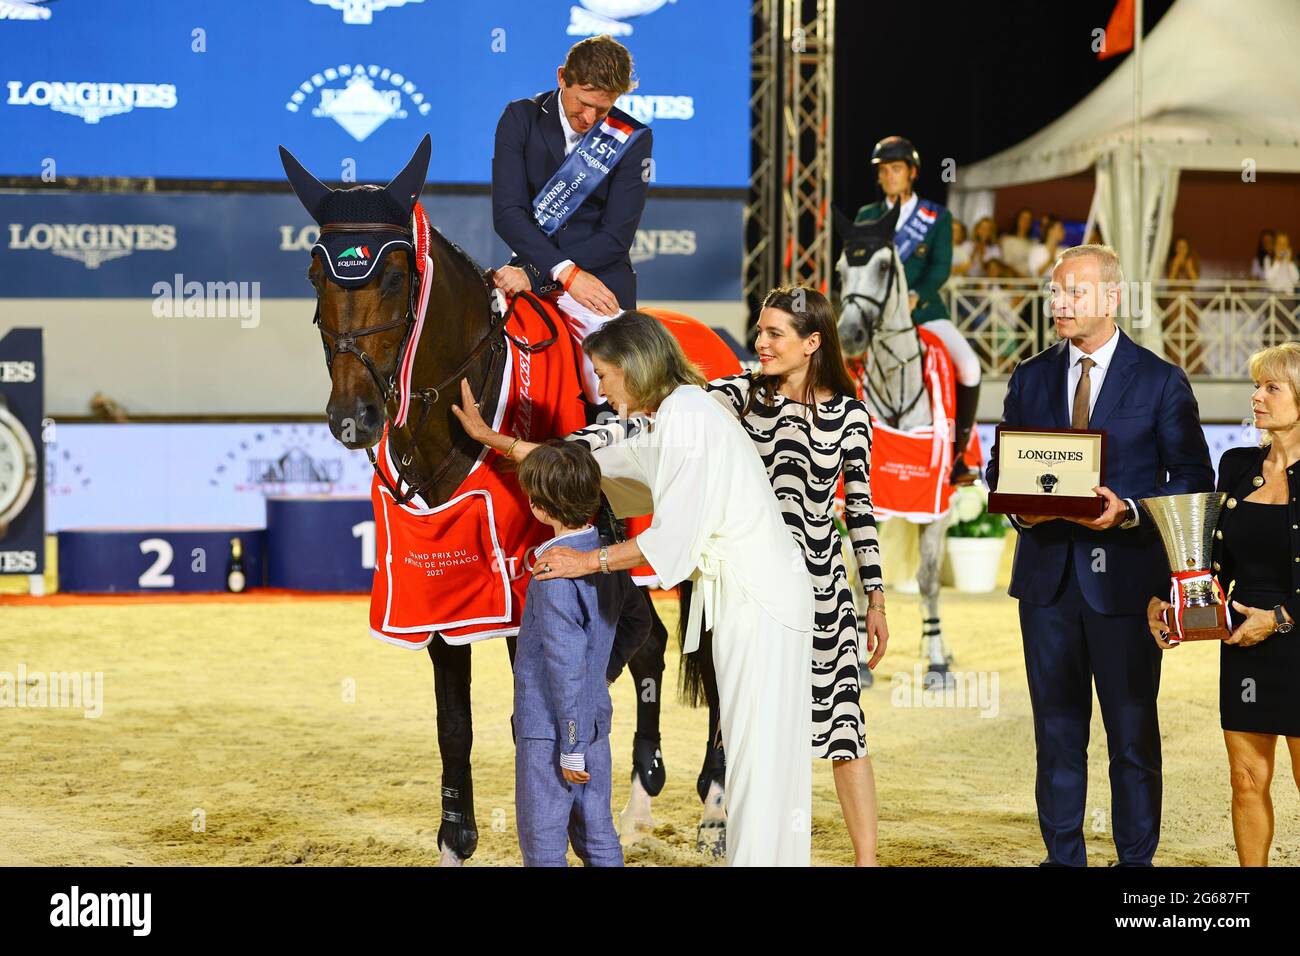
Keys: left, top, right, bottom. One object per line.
{"left": 987, "top": 426, "right": 1107, "bottom": 519}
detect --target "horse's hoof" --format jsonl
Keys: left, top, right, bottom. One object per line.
{"left": 859, "top": 662, "right": 874, "bottom": 689}
{"left": 631, "top": 732, "right": 666, "bottom": 797}
{"left": 438, "top": 845, "right": 466, "bottom": 867}
{"left": 696, "top": 819, "right": 726, "bottom": 858}
{"left": 618, "top": 775, "right": 657, "bottom": 841}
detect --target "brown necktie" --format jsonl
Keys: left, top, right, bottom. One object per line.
{"left": 1071, "top": 357, "right": 1095, "bottom": 429}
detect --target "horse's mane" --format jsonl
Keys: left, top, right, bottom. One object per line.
{"left": 427, "top": 223, "right": 491, "bottom": 297}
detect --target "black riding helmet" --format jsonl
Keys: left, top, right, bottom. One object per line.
{"left": 870, "top": 135, "right": 920, "bottom": 170}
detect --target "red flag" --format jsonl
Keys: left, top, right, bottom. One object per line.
{"left": 1098, "top": 0, "right": 1135, "bottom": 60}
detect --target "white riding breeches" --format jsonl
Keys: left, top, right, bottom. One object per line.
{"left": 554, "top": 292, "right": 624, "bottom": 404}
{"left": 921, "top": 318, "right": 981, "bottom": 386}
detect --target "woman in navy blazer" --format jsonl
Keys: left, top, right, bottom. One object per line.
{"left": 1148, "top": 343, "right": 1300, "bottom": 866}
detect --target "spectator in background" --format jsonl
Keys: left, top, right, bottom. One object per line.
{"left": 1165, "top": 236, "right": 1200, "bottom": 281}
{"left": 951, "top": 218, "right": 972, "bottom": 276}
{"left": 1000, "top": 207, "right": 1035, "bottom": 277}
{"left": 1252, "top": 229, "right": 1276, "bottom": 280}
{"left": 1264, "top": 232, "right": 1299, "bottom": 293}
{"left": 967, "top": 216, "right": 1002, "bottom": 278}
{"left": 1027, "top": 216, "right": 1067, "bottom": 277}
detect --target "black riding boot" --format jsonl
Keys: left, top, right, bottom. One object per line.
{"left": 949, "top": 382, "right": 981, "bottom": 486}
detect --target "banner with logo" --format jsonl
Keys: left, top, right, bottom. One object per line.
{"left": 0, "top": 190, "right": 741, "bottom": 300}
{"left": 0, "top": 0, "right": 748, "bottom": 188}
{"left": 0, "top": 328, "right": 44, "bottom": 574}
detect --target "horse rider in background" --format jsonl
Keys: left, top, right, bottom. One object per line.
{"left": 855, "top": 135, "right": 982, "bottom": 486}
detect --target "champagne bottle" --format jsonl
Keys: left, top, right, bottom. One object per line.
{"left": 226, "top": 536, "right": 246, "bottom": 593}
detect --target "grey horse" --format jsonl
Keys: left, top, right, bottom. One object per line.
{"left": 835, "top": 205, "right": 956, "bottom": 687}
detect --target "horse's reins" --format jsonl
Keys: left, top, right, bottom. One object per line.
{"left": 312, "top": 220, "right": 559, "bottom": 505}
{"left": 843, "top": 248, "right": 927, "bottom": 428}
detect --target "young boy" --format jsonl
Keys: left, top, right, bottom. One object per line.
{"left": 513, "top": 440, "right": 651, "bottom": 866}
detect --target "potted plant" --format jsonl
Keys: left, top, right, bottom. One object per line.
{"left": 945, "top": 483, "right": 1009, "bottom": 593}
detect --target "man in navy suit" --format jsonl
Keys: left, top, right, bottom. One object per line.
{"left": 491, "top": 35, "right": 652, "bottom": 403}
{"left": 986, "top": 244, "right": 1214, "bottom": 866}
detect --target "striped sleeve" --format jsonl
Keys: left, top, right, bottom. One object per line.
{"left": 842, "top": 400, "right": 884, "bottom": 593}
{"left": 565, "top": 413, "right": 651, "bottom": 450}
{"left": 705, "top": 372, "right": 754, "bottom": 417}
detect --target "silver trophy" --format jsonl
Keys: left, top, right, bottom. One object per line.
{"left": 1139, "top": 491, "right": 1230, "bottom": 643}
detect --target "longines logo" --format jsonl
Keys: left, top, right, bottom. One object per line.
{"left": 0, "top": 360, "right": 36, "bottom": 383}
{"left": 630, "top": 229, "right": 696, "bottom": 264}
{"left": 279, "top": 225, "right": 321, "bottom": 251}
{"left": 308, "top": 0, "right": 425, "bottom": 24}
{"left": 284, "top": 63, "right": 431, "bottom": 142}
{"left": 6, "top": 80, "right": 177, "bottom": 124}
{"left": 619, "top": 94, "right": 694, "bottom": 124}
{"left": 568, "top": 0, "right": 674, "bottom": 37}
{"left": 0, "top": 0, "right": 54, "bottom": 19}
{"left": 7, "top": 223, "right": 176, "bottom": 269}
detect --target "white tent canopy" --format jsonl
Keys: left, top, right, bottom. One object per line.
{"left": 950, "top": 0, "right": 1300, "bottom": 330}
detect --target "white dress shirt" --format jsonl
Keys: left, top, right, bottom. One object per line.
{"left": 1064, "top": 325, "right": 1139, "bottom": 526}
{"left": 884, "top": 192, "right": 918, "bottom": 232}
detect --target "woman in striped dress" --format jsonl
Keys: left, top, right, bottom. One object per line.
{"left": 708, "top": 286, "right": 889, "bottom": 865}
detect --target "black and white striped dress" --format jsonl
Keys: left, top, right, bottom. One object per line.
{"left": 707, "top": 373, "right": 883, "bottom": 760}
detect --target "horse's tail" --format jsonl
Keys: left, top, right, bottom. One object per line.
{"left": 675, "top": 579, "right": 713, "bottom": 708}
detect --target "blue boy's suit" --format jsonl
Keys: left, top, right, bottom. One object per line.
{"left": 491, "top": 90, "right": 652, "bottom": 309}
{"left": 987, "top": 329, "right": 1213, "bottom": 866}
{"left": 513, "top": 526, "right": 651, "bottom": 866}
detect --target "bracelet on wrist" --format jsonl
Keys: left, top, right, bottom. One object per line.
{"left": 562, "top": 265, "right": 581, "bottom": 292}
{"left": 497, "top": 436, "right": 521, "bottom": 458}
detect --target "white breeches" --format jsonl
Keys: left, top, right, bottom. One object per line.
{"left": 922, "top": 318, "right": 982, "bottom": 386}
{"left": 555, "top": 292, "right": 624, "bottom": 405}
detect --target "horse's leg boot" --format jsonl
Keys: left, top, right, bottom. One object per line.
{"left": 631, "top": 732, "right": 666, "bottom": 797}
{"left": 437, "top": 771, "right": 479, "bottom": 861}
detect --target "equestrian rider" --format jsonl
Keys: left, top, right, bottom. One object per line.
{"left": 855, "top": 136, "right": 981, "bottom": 486}
{"left": 489, "top": 35, "right": 652, "bottom": 406}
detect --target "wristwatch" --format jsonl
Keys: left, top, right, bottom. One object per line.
{"left": 598, "top": 546, "right": 611, "bottom": 574}
{"left": 1119, "top": 500, "right": 1139, "bottom": 530}
{"left": 1272, "top": 605, "right": 1293, "bottom": 634}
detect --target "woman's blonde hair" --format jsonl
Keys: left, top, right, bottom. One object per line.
{"left": 1248, "top": 342, "right": 1300, "bottom": 444}
{"left": 582, "top": 311, "right": 706, "bottom": 411}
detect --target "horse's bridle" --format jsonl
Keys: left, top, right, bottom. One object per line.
{"left": 312, "top": 222, "right": 559, "bottom": 506}
{"left": 313, "top": 222, "right": 420, "bottom": 407}
{"left": 841, "top": 241, "right": 927, "bottom": 428}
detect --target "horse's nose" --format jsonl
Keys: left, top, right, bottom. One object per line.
{"left": 327, "top": 397, "right": 383, "bottom": 447}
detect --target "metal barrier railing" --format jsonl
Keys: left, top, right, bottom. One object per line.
{"left": 942, "top": 278, "right": 1300, "bottom": 380}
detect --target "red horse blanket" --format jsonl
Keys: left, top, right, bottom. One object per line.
{"left": 368, "top": 295, "right": 587, "bottom": 649}
{"left": 368, "top": 301, "right": 739, "bottom": 648}
{"left": 850, "top": 325, "right": 982, "bottom": 522}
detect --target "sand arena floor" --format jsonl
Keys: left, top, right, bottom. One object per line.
{"left": 4, "top": 552, "right": 1297, "bottom": 867}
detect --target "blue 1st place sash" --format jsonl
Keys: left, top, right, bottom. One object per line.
{"left": 895, "top": 198, "right": 943, "bottom": 263}
{"left": 532, "top": 112, "right": 647, "bottom": 237}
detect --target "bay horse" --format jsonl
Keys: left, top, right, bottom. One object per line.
{"left": 280, "top": 135, "right": 733, "bottom": 864}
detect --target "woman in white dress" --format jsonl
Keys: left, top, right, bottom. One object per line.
{"left": 452, "top": 312, "right": 816, "bottom": 867}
